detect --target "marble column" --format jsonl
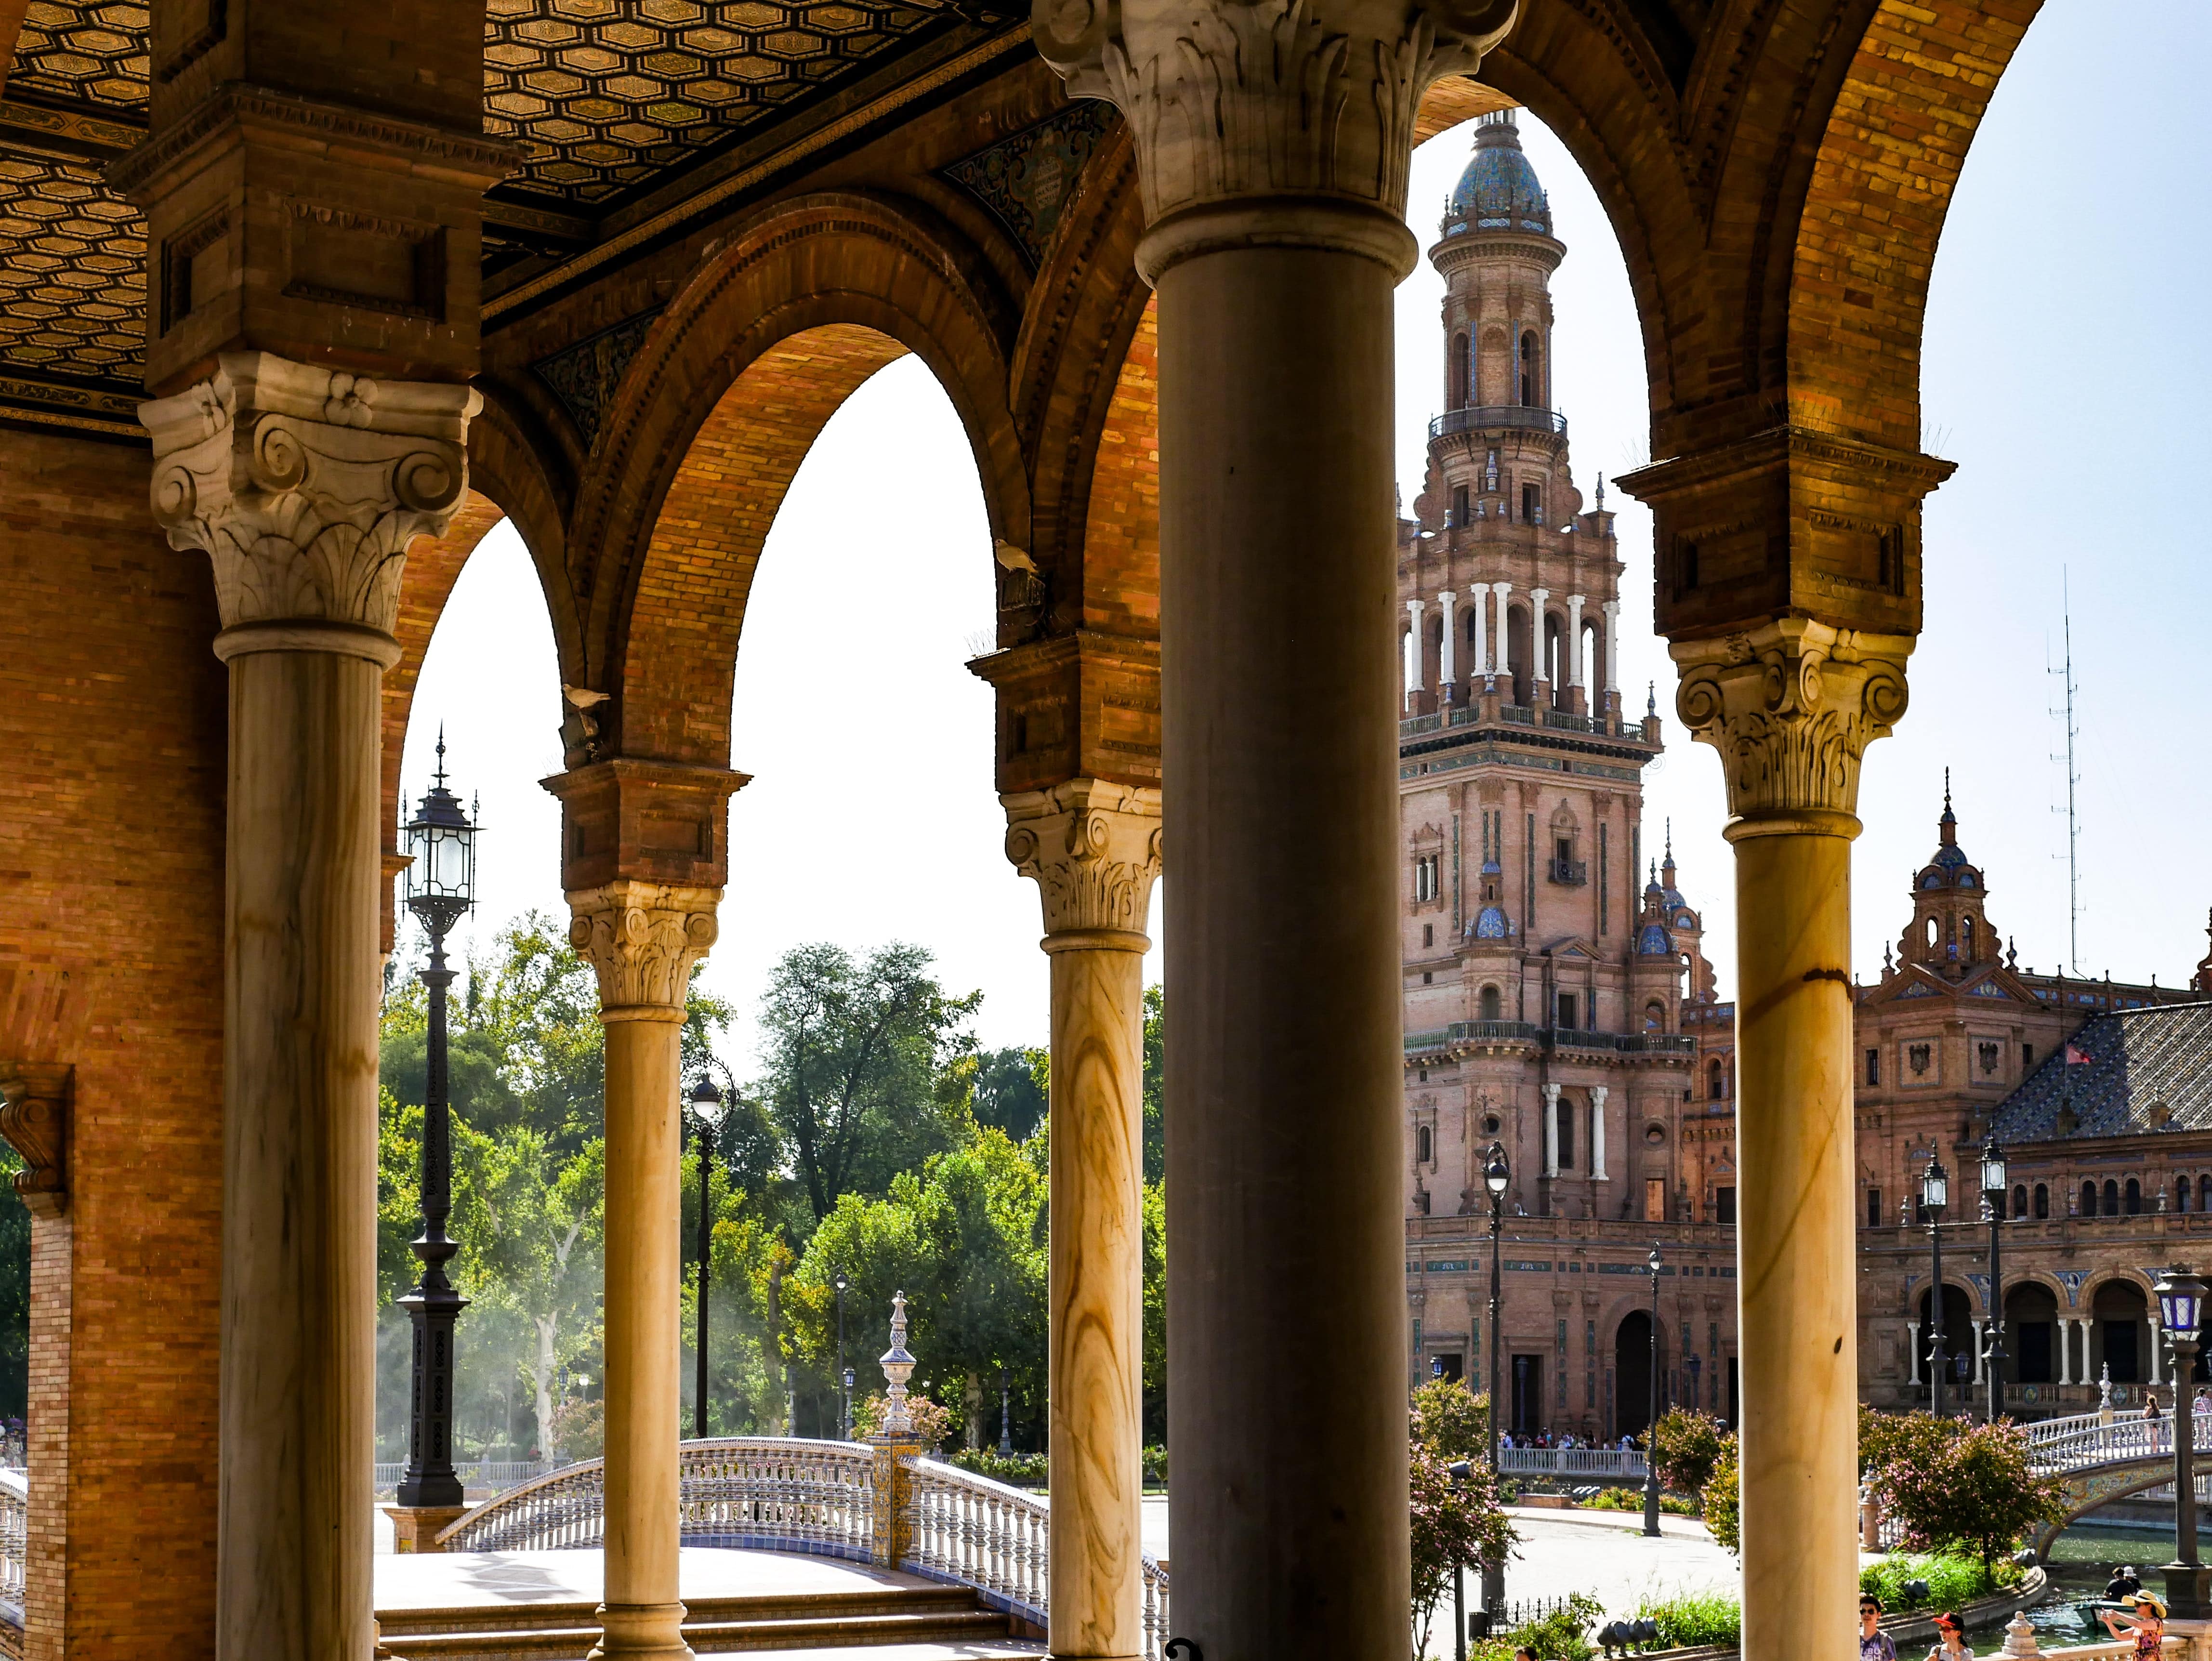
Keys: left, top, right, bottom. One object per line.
{"left": 1566, "top": 593, "right": 1584, "bottom": 702}
{"left": 1033, "top": 0, "right": 1517, "bottom": 1650}
{"left": 1971, "top": 1319, "right": 1986, "bottom": 1385}
{"left": 1908, "top": 1320, "right": 1922, "bottom": 1385}
{"left": 1528, "top": 587, "right": 1551, "bottom": 698}
{"left": 1472, "top": 585, "right": 1489, "bottom": 677}
{"left": 140, "top": 354, "right": 477, "bottom": 1661}
{"left": 1671, "top": 620, "right": 1910, "bottom": 1661}
{"left": 1404, "top": 598, "right": 1423, "bottom": 711}
{"left": 2152, "top": 1317, "right": 2166, "bottom": 1388}
{"left": 1601, "top": 600, "right": 1620, "bottom": 707}
{"left": 1438, "top": 590, "right": 1458, "bottom": 695}
{"left": 1491, "top": 581, "right": 1512, "bottom": 682}
{"left": 569, "top": 884, "right": 722, "bottom": 1661}
{"left": 2059, "top": 1318, "right": 2074, "bottom": 1386}
{"left": 1590, "top": 1085, "right": 1609, "bottom": 1182}
{"left": 1542, "top": 1082, "right": 1561, "bottom": 1178}
{"left": 1005, "top": 781, "right": 1163, "bottom": 1661}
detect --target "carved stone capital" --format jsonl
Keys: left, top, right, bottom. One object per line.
{"left": 138, "top": 352, "right": 480, "bottom": 658}
{"left": 1033, "top": 0, "right": 1517, "bottom": 266}
{"left": 1002, "top": 778, "right": 1163, "bottom": 941}
{"left": 0, "top": 1065, "right": 71, "bottom": 1219}
{"left": 1670, "top": 618, "right": 1913, "bottom": 836}
{"left": 566, "top": 881, "right": 721, "bottom": 1015}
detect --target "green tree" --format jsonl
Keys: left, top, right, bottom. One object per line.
{"left": 1411, "top": 1443, "right": 1516, "bottom": 1657}
{"left": 1411, "top": 1376, "right": 1490, "bottom": 1464}
{"left": 1871, "top": 1415, "right": 2064, "bottom": 1579}
{"left": 1648, "top": 1406, "right": 1727, "bottom": 1496}
{"left": 756, "top": 942, "right": 981, "bottom": 1222}
{"left": 1702, "top": 1433, "right": 1740, "bottom": 1554}
{"left": 969, "top": 1045, "right": 1048, "bottom": 1144}
{"left": 1140, "top": 984, "right": 1164, "bottom": 1185}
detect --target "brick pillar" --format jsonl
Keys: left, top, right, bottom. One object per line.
{"left": 0, "top": 1066, "right": 70, "bottom": 1661}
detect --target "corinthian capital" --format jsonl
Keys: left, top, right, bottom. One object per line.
{"left": 1671, "top": 619, "right": 1913, "bottom": 835}
{"left": 138, "top": 352, "right": 479, "bottom": 660}
{"left": 566, "top": 881, "right": 721, "bottom": 1015}
{"left": 1034, "top": 0, "right": 1517, "bottom": 245}
{"left": 1003, "top": 779, "right": 1163, "bottom": 940}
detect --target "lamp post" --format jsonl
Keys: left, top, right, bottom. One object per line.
{"left": 1982, "top": 1133, "right": 2008, "bottom": 1424}
{"left": 689, "top": 1076, "right": 724, "bottom": 1439}
{"left": 833, "top": 1269, "right": 851, "bottom": 1439}
{"left": 1482, "top": 1141, "right": 1511, "bottom": 1612}
{"left": 1923, "top": 1157, "right": 1950, "bottom": 1417}
{"left": 1643, "top": 1243, "right": 1663, "bottom": 1538}
{"left": 396, "top": 735, "right": 476, "bottom": 1511}
{"left": 2157, "top": 1266, "right": 2210, "bottom": 1621}
{"left": 997, "top": 1365, "right": 1013, "bottom": 1457}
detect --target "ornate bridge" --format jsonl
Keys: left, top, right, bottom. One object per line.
{"left": 2025, "top": 1409, "right": 2212, "bottom": 1556}
{"left": 434, "top": 1437, "right": 1172, "bottom": 1661}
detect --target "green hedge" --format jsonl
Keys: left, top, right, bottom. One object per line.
{"left": 1634, "top": 1589, "right": 1741, "bottom": 1649}
{"left": 1859, "top": 1552, "right": 2014, "bottom": 1612}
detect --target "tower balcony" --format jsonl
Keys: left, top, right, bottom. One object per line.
{"left": 1428, "top": 405, "right": 1569, "bottom": 442}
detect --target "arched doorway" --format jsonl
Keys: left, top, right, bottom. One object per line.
{"left": 1916, "top": 1283, "right": 1975, "bottom": 1402}
{"left": 2093, "top": 1280, "right": 2149, "bottom": 1388}
{"left": 1616, "top": 1310, "right": 1667, "bottom": 1440}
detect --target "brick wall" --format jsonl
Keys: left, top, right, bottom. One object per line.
{"left": 0, "top": 425, "right": 224, "bottom": 1658}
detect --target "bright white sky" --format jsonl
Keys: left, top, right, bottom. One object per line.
{"left": 403, "top": 0, "right": 2212, "bottom": 1067}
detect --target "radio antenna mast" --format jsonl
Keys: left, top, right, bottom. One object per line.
{"left": 2049, "top": 569, "right": 2082, "bottom": 976}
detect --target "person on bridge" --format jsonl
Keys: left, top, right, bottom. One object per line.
{"left": 2099, "top": 1590, "right": 2165, "bottom": 1661}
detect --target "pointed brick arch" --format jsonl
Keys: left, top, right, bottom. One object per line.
{"left": 562, "top": 193, "right": 1030, "bottom": 768}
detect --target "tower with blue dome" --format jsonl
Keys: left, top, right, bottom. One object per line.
{"left": 1398, "top": 112, "right": 1718, "bottom": 1422}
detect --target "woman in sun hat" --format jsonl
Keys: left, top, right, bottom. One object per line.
{"left": 2100, "top": 1590, "right": 2167, "bottom": 1660}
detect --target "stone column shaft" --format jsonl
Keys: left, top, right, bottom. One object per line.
{"left": 1601, "top": 600, "right": 1620, "bottom": 696}
{"left": 1566, "top": 593, "right": 1584, "bottom": 695}
{"left": 1590, "top": 1084, "right": 1608, "bottom": 1182}
{"left": 1473, "top": 586, "right": 1489, "bottom": 676}
{"left": 1438, "top": 590, "right": 1458, "bottom": 689}
{"left": 568, "top": 883, "right": 721, "bottom": 1661}
{"left": 1404, "top": 598, "right": 1423, "bottom": 709}
{"left": 1908, "top": 1319, "right": 1922, "bottom": 1385}
{"left": 1673, "top": 619, "right": 1910, "bottom": 1661}
{"left": 1032, "top": 0, "right": 1516, "bottom": 1648}
{"left": 1491, "top": 581, "right": 1511, "bottom": 679}
{"left": 1542, "top": 1081, "right": 1560, "bottom": 1177}
{"left": 139, "top": 352, "right": 477, "bottom": 1661}
{"left": 1005, "top": 781, "right": 1161, "bottom": 1661}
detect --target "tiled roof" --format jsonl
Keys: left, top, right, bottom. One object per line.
{"left": 1993, "top": 1002, "right": 2212, "bottom": 1144}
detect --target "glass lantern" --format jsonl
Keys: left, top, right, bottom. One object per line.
{"left": 404, "top": 732, "right": 477, "bottom": 937}
{"left": 1979, "top": 1133, "right": 2007, "bottom": 1199}
{"left": 1922, "top": 1156, "right": 1949, "bottom": 1216}
{"left": 1484, "top": 1142, "right": 1512, "bottom": 1198}
{"left": 2157, "top": 1266, "right": 2208, "bottom": 1343}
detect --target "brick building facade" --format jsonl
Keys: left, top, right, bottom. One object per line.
{"left": 1399, "top": 117, "right": 2212, "bottom": 1445}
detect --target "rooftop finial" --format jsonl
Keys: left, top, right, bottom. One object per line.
{"left": 1646, "top": 680, "right": 1656, "bottom": 718}
{"left": 434, "top": 724, "right": 448, "bottom": 785}
{"left": 879, "top": 1291, "right": 917, "bottom": 1436}
{"left": 1596, "top": 474, "right": 1606, "bottom": 512}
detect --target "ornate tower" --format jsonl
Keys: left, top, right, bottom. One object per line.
{"left": 1399, "top": 112, "right": 1703, "bottom": 1397}
{"left": 1896, "top": 778, "right": 1999, "bottom": 979}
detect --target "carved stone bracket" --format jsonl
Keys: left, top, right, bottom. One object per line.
{"left": 566, "top": 881, "right": 722, "bottom": 1014}
{"left": 1002, "top": 778, "right": 1164, "bottom": 939}
{"left": 0, "top": 1064, "right": 72, "bottom": 1218}
{"left": 1670, "top": 618, "right": 1912, "bottom": 836}
{"left": 1032, "top": 0, "right": 1518, "bottom": 245}
{"left": 137, "top": 352, "right": 480, "bottom": 659}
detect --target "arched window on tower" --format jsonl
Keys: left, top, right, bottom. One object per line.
{"left": 1518, "top": 330, "right": 1541, "bottom": 406}
{"left": 2104, "top": 1178, "right": 2120, "bottom": 1215}
{"left": 1708, "top": 1058, "right": 1725, "bottom": 1099}
{"left": 2179, "top": 1176, "right": 2194, "bottom": 1213}
{"left": 1451, "top": 484, "right": 1469, "bottom": 527}
{"left": 1417, "top": 1124, "right": 1433, "bottom": 1165}
{"left": 1963, "top": 916, "right": 1976, "bottom": 958}
{"left": 2012, "top": 1183, "right": 2027, "bottom": 1220}
{"left": 1449, "top": 331, "right": 1469, "bottom": 409}
{"left": 2200, "top": 1174, "right": 2211, "bottom": 1213}
{"left": 2034, "top": 1183, "right": 2049, "bottom": 1219}
{"left": 1480, "top": 985, "right": 1502, "bottom": 1021}
{"left": 2082, "top": 1180, "right": 2099, "bottom": 1217}
{"left": 2125, "top": 1177, "right": 2142, "bottom": 1214}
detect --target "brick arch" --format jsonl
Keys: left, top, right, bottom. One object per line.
{"left": 1788, "top": 0, "right": 2043, "bottom": 449}
{"left": 567, "top": 192, "right": 1030, "bottom": 764}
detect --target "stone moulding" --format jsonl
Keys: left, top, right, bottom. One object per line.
{"left": 1032, "top": 0, "right": 1520, "bottom": 227}
{"left": 1670, "top": 617, "right": 1912, "bottom": 830}
{"left": 565, "top": 881, "right": 722, "bottom": 1013}
{"left": 1002, "top": 777, "right": 1164, "bottom": 937}
{"left": 0, "top": 1064, "right": 71, "bottom": 1218}
{"left": 137, "top": 352, "right": 481, "bottom": 643}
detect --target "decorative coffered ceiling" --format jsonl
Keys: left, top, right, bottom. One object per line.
{"left": 0, "top": 0, "right": 1014, "bottom": 430}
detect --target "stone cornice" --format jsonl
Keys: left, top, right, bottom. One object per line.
{"left": 1671, "top": 617, "right": 1912, "bottom": 834}
{"left": 1033, "top": 0, "right": 1518, "bottom": 247}
{"left": 105, "top": 81, "right": 523, "bottom": 201}
{"left": 566, "top": 880, "right": 721, "bottom": 1014}
{"left": 1616, "top": 424, "right": 1956, "bottom": 504}
{"left": 138, "top": 352, "right": 480, "bottom": 644}
{"left": 1002, "top": 778, "right": 1163, "bottom": 938}
{"left": 967, "top": 628, "right": 1163, "bottom": 689}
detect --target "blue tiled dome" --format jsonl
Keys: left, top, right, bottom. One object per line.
{"left": 1472, "top": 905, "right": 1512, "bottom": 940}
{"left": 1447, "top": 111, "right": 1551, "bottom": 234}
{"left": 1637, "top": 923, "right": 1672, "bottom": 957}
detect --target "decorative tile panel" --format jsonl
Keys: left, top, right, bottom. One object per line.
{"left": 940, "top": 99, "right": 1116, "bottom": 266}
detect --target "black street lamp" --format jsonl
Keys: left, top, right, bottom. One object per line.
{"left": 1923, "top": 1157, "right": 1950, "bottom": 1417}
{"left": 397, "top": 734, "right": 477, "bottom": 1510}
{"left": 690, "top": 1076, "right": 725, "bottom": 1439}
{"left": 1643, "top": 1244, "right": 1664, "bottom": 1538}
{"left": 1482, "top": 1141, "right": 1511, "bottom": 1613}
{"left": 2156, "top": 1266, "right": 2209, "bottom": 1621}
{"left": 1981, "top": 1133, "right": 2008, "bottom": 1424}
{"left": 833, "top": 1269, "right": 850, "bottom": 1440}
{"left": 998, "top": 1365, "right": 1013, "bottom": 1457}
